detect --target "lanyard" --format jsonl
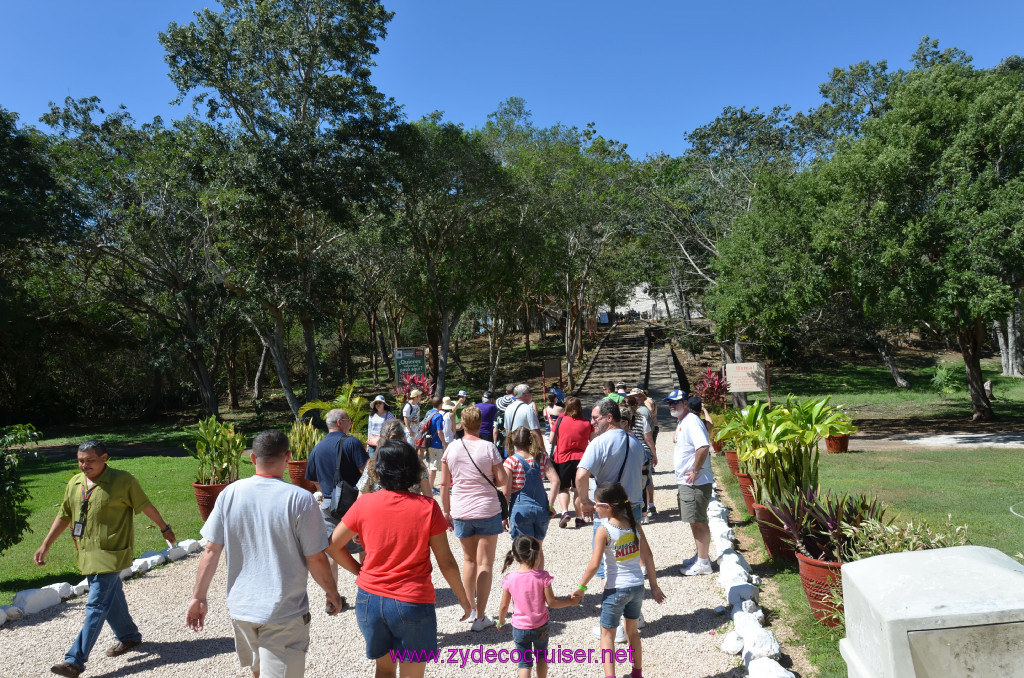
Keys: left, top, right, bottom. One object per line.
{"left": 80, "top": 483, "right": 98, "bottom": 521}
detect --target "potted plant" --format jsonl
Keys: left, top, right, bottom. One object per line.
{"left": 769, "top": 488, "right": 889, "bottom": 627}
{"left": 693, "top": 367, "right": 731, "bottom": 453}
{"left": 824, "top": 405, "right": 858, "bottom": 453}
{"left": 286, "top": 418, "right": 324, "bottom": 493}
{"left": 299, "top": 383, "right": 370, "bottom": 444}
{"left": 185, "top": 416, "right": 247, "bottom": 521}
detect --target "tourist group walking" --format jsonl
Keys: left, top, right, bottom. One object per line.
{"left": 34, "top": 381, "right": 714, "bottom": 678}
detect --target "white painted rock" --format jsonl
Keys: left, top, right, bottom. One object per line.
{"left": 707, "top": 503, "right": 730, "bottom": 519}
{"left": 198, "top": 537, "right": 209, "bottom": 548}
{"left": 43, "top": 582, "right": 74, "bottom": 600}
{"left": 312, "top": 491, "right": 323, "bottom": 502}
{"left": 752, "top": 607, "right": 766, "bottom": 625}
{"left": 714, "top": 537, "right": 735, "bottom": 554}
{"left": 719, "top": 549, "right": 752, "bottom": 573}
{"left": 119, "top": 567, "right": 135, "bottom": 580}
{"left": 709, "top": 518, "right": 731, "bottom": 535}
{"left": 0, "top": 607, "right": 7, "bottom": 626}
{"left": 13, "top": 588, "right": 61, "bottom": 615}
{"left": 741, "top": 599, "right": 760, "bottom": 614}
{"left": 720, "top": 630, "right": 744, "bottom": 655}
{"left": 743, "top": 629, "right": 781, "bottom": 662}
{"left": 180, "top": 539, "right": 202, "bottom": 554}
{"left": 165, "top": 546, "right": 187, "bottom": 562}
{"left": 131, "top": 558, "right": 151, "bottom": 574}
{"left": 140, "top": 550, "right": 167, "bottom": 565}
{"left": 73, "top": 580, "right": 89, "bottom": 596}
{"left": 748, "top": 657, "right": 795, "bottom": 678}
{"left": 719, "top": 560, "right": 750, "bottom": 583}
{"left": 733, "top": 611, "right": 764, "bottom": 638}
{"left": 1, "top": 605, "right": 24, "bottom": 621}
{"left": 750, "top": 574, "right": 763, "bottom": 586}
{"left": 727, "top": 583, "right": 761, "bottom": 608}
{"left": 714, "top": 605, "right": 728, "bottom": 614}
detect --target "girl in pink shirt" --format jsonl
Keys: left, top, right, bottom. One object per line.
{"left": 497, "top": 535, "right": 581, "bottom": 678}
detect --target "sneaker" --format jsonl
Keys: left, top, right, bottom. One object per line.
{"left": 640, "top": 513, "right": 650, "bottom": 525}
{"left": 50, "top": 664, "right": 83, "bottom": 678}
{"left": 106, "top": 638, "right": 142, "bottom": 657}
{"left": 591, "top": 624, "right": 628, "bottom": 643}
{"left": 681, "top": 560, "right": 713, "bottom": 576}
{"left": 648, "top": 505, "right": 657, "bottom": 516}
{"left": 466, "top": 608, "right": 476, "bottom": 622}
{"left": 432, "top": 487, "right": 440, "bottom": 496}
{"left": 575, "top": 518, "right": 587, "bottom": 528}
{"left": 681, "top": 553, "right": 698, "bottom": 569}
{"left": 471, "top": 616, "right": 496, "bottom": 632}
{"left": 559, "top": 512, "right": 571, "bottom": 529}
{"left": 637, "top": 612, "right": 647, "bottom": 629}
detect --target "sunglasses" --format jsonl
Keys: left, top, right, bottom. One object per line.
{"left": 593, "top": 502, "right": 611, "bottom": 508}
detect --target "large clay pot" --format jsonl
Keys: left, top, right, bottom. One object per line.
{"left": 795, "top": 552, "right": 844, "bottom": 627}
{"left": 193, "top": 482, "right": 229, "bottom": 522}
{"left": 735, "top": 473, "right": 757, "bottom": 516}
{"left": 725, "top": 449, "right": 740, "bottom": 476}
{"left": 287, "top": 460, "right": 316, "bottom": 493}
{"left": 711, "top": 438, "right": 724, "bottom": 455}
{"left": 825, "top": 434, "right": 850, "bottom": 453}
{"left": 752, "top": 503, "right": 797, "bottom": 562}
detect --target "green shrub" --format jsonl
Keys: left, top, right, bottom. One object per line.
{"left": 931, "top": 363, "right": 963, "bottom": 395}
{"left": 0, "top": 424, "right": 40, "bottom": 555}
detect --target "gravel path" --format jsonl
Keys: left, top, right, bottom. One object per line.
{"left": 3, "top": 430, "right": 738, "bottom": 678}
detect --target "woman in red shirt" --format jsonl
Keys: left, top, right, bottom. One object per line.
{"left": 550, "top": 396, "right": 594, "bottom": 529}
{"left": 329, "top": 440, "right": 472, "bottom": 677}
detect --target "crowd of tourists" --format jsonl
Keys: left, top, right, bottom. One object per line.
{"left": 35, "top": 380, "right": 715, "bottom": 678}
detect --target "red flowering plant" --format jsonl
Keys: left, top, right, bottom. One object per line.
{"left": 693, "top": 367, "right": 731, "bottom": 449}
{"left": 395, "top": 372, "right": 433, "bottom": 402}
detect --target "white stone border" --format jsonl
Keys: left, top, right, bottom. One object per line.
{"left": 708, "top": 485, "right": 795, "bottom": 678}
{"left": 0, "top": 538, "right": 207, "bottom": 627}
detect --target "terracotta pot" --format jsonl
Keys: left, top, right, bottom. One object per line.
{"left": 725, "top": 449, "right": 740, "bottom": 476}
{"left": 795, "top": 552, "right": 844, "bottom": 627}
{"left": 193, "top": 482, "right": 229, "bottom": 522}
{"left": 287, "top": 460, "right": 316, "bottom": 493}
{"left": 752, "top": 503, "right": 797, "bottom": 562}
{"left": 825, "top": 434, "right": 850, "bottom": 453}
{"left": 711, "top": 438, "right": 724, "bottom": 455}
{"left": 735, "top": 473, "right": 757, "bottom": 516}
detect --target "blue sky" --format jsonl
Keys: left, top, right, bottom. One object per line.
{"left": 2, "top": 1, "right": 1022, "bottom": 157}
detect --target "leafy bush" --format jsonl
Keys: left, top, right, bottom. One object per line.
{"left": 931, "top": 363, "right": 963, "bottom": 395}
{"left": 1, "top": 424, "right": 40, "bottom": 555}
{"left": 185, "top": 416, "right": 247, "bottom": 484}
{"left": 770, "top": 488, "right": 889, "bottom": 562}
{"left": 842, "top": 516, "right": 970, "bottom": 559}
{"left": 299, "top": 383, "right": 370, "bottom": 443}
{"left": 693, "top": 367, "right": 731, "bottom": 411}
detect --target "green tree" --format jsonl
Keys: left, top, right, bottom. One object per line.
{"left": 0, "top": 424, "right": 40, "bottom": 555}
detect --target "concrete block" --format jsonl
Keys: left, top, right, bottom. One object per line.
{"left": 1, "top": 605, "right": 24, "bottom": 621}
{"left": 727, "top": 583, "right": 760, "bottom": 609}
{"left": 742, "top": 628, "right": 781, "bottom": 662}
{"left": 13, "top": 588, "right": 61, "bottom": 615}
{"left": 732, "top": 611, "right": 763, "bottom": 638}
{"left": 720, "top": 630, "right": 744, "bottom": 655}
{"left": 747, "top": 657, "right": 795, "bottom": 678}
{"left": 165, "top": 546, "right": 187, "bottom": 562}
{"left": 43, "top": 582, "right": 74, "bottom": 600}
{"left": 72, "top": 580, "right": 89, "bottom": 596}
{"left": 180, "top": 539, "right": 202, "bottom": 554}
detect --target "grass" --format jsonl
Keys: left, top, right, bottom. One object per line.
{"left": 711, "top": 444, "right": 1024, "bottom": 678}
{"left": 0, "top": 453, "right": 256, "bottom": 607}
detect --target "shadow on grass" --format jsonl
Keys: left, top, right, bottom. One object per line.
{"left": 1, "top": 569, "right": 83, "bottom": 596}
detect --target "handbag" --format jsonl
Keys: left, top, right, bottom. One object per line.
{"left": 327, "top": 434, "right": 360, "bottom": 520}
{"left": 548, "top": 414, "right": 564, "bottom": 457}
{"left": 462, "top": 441, "right": 509, "bottom": 521}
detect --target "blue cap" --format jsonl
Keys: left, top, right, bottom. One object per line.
{"left": 663, "top": 389, "right": 688, "bottom": 402}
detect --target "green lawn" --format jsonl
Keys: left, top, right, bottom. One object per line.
{"left": 0, "top": 454, "right": 256, "bottom": 606}
{"left": 712, "top": 444, "right": 1024, "bottom": 678}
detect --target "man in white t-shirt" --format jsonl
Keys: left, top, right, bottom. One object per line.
{"left": 187, "top": 429, "right": 343, "bottom": 677}
{"left": 503, "top": 384, "right": 544, "bottom": 456}
{"left": 402, "top": 389, "right": 423, "bottom": 444}
{"left": 665, "top": 390, "right": 714, "bottom": 576}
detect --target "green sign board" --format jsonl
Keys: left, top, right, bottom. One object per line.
{"left": 395, "top": 347, "right": 427, "bottom": 379}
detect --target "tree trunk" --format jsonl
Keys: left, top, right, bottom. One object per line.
{"left": 488, "top": 329, "right": 503, "bottom": 392}
{"left": 368, "top": 309, "right": 379, "bottom": 387}
{"left": 425, "top": 321, "right": 440, "bottom": 393}
{"left": 994, "top": 318, "right": 1010, "bottom": 375}
{"left": 253, "top": 339, "right": 268, "bottom": 400}
{"left": 523, "top": 304, "right": 532, "bottom": 362}
{"left": 374, "top": 309, "right": 394, "bottom": 381}
{"left": 249, "top": 311, "right": 302, "bottom": 417}
{"left": 185, "top": 350, "right": 220, "bottom": 419}
{"left": 226, "top": 339, "right": 240, "bottom": 410}
{"left": 299, "top": 310, "right": 319, "bottom": 403}
{"left": 1013, "top": 294, "right": 1024, "bottom": 375}
{"left": 435, "top": 310, "right": 463, "bottom": 396}
{"left": 662, "top": 292, "right": 672, "bottom": 320}
{"left": 146, "top": 368, "right": 164, "bottom": 419}
{"left": 720, "top": 338, "right": 748, "bottom": 408}
{"left": 865, "top": 330, "right": 911, "bottom": 388}
{"left": 956, "top": 316, "right": 994, "bottom": 421}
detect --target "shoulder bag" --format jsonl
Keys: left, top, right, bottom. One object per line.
{"left": 462, "top": 440, "right": 510, "bottom": 521}
{"left": 327, "top": 433, "right": 361, "bottom": 520}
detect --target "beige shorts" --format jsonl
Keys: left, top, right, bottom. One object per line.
{"left": 232, "top": 612, "right": 311, "bottom": 678}
{"left": 425, "top": 447, "right": 444, "bottom": 472}
{"left": 677, "top": 483, "right": 712, "bottom": 523}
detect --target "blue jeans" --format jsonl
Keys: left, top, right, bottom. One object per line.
{"left": 355, "top": 588, "right": 437, "bottom": 660}
{"left": 593, "top": 504, "right": 643, "bottom": 578}
{"left": 600, "top": 585, "right": 644, "bottom": 629}
{"left": 65, "top": 572, "right": 141, "bottom": 669}
{"left": 512, "top": 623, "right": 550, "bottom": 667}
{"left": 452, "top": 512, "right": 503, "bottom": 538}
{"left": 509, "top": 506, "right": 550, "bottom": 541}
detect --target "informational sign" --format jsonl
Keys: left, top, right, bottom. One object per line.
{"left": 726, "top": 362, "right": 767, "bottom": 392}
{"left": 395, "top": 347, "right": 427, "bottom": 378}
{"left": 599, "top": 312, "right": 610, "bottom": 324}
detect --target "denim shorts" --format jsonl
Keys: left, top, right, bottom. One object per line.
{"left": 512, "top": 623, "right": 550, "bottom": 667}
{"left": 509, "top": 507, "right": 549, "bottom": 541}
{"left": 453, "top": 512, "right": 503, "bottom": 538}
{"left": 600, "top": 585, "right": 644, "bottom": 629}
{"left": 355, "top": 588, "right": 437, "bottom": 660}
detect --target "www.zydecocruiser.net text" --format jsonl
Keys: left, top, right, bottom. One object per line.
{"left": 390, "top": 646, "right": 637, "bottom": 667}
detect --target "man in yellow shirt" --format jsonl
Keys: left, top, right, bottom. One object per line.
{"left": 34, "top": 440, "right": 176, "bottom": 677}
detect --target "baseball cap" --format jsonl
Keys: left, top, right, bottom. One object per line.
{"left": 663, "top": 389, "right": 688, "bottom": 402}
{"left": 457, "top": 390, "right": 467, "bottom": 398}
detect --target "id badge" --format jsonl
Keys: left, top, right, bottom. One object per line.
{"left": 72, "top": 521, "right": 85, "bottom": 538}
